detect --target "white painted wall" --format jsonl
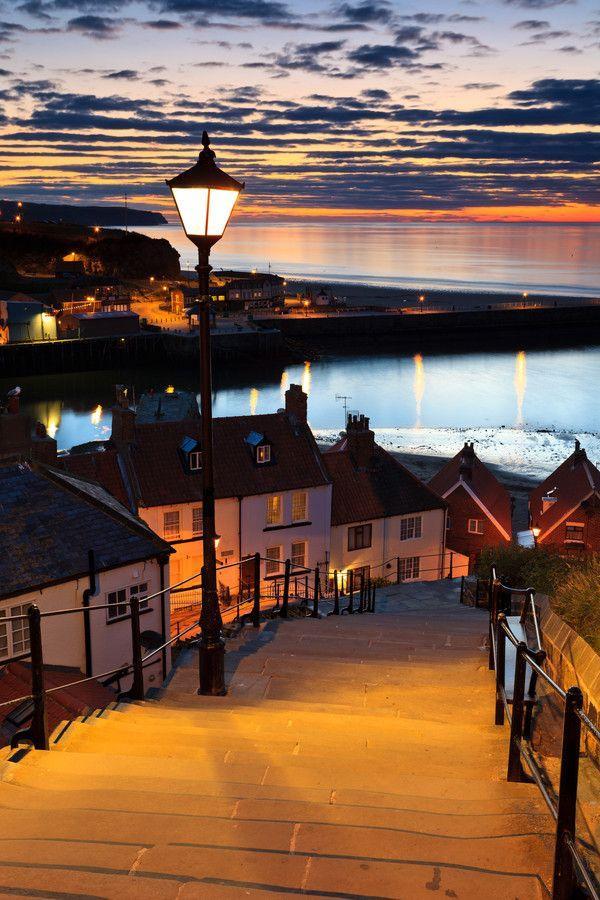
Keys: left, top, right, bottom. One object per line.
{"left": 0, "top": 557, "right": 170, "bottom": 694}
{"left": 329, "top": 508, "right": 447, "bottom": 583}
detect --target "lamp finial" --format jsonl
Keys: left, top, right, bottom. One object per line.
{"left": 199, "top": 130, "right": 216, "bottom": 163}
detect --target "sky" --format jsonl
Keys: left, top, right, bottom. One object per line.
{"left": 0, "top": 0, "right": 599, "bottom": 223}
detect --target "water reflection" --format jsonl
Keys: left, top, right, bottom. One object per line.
{"left": 301, "top": 361, "right": 312, "bottom": 395}
{"left": 413, "top": 353, "right": 425, "bottom": 426}
{"left": 514, "top": 351, "right": 527, "bottom": 426}
{"left": 90, "top": 404, "right": 103, "bottom": 426}
{"left": 280, "top": 370, "right": 289, "bottom": 397}
{"left": 249, "top": 387, "right": 259, "bottom": 416}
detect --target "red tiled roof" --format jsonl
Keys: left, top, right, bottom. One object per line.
{"left": 429, "top": 446, "right": 512, "bottom": 538}
{"left": 323, "top": 443, "right": 445, "bottom": 526}
{"left": 59, "top": 448, "right": 130, "bottom": 508}
{"left": 530, "top": 446, "right": 600, "bottom": 540}
{"left": 0, "top": 662, "right": 116, "bottom": 747}
{"left": 124, "top": 412, "right": 330, "bottom": 509}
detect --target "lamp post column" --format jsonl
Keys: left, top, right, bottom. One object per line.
{"left": 197, "top": 245, "right": 225, "bottom": 696}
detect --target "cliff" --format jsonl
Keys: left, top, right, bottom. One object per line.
{"left": 0, "top": 223, "right": 180, "bottom": 281}
{"left": 0, "top": 200, "right": 166, "bottom": 227}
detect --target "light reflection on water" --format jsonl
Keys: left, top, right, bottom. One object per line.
{"left": 10, "top": 345, "right": 599, "bottom": 461}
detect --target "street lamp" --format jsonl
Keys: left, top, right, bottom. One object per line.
{"left": 167, "top": 131, "right": 244, "bottom": 696}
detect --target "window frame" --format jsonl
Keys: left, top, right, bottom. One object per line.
{"left": 266, "top": 494, "right": 282, "bottom": 526}
{"left": 291, "top": 540, "right": 307, "bottom": 570}
{"left": 256, "top": 444, "right": 271, "bottom": 465}
{"left": 400, "top": 515, "right": 422, "bottom": 541}
{"left": 398, "top": 557, "right": 420, "bottom": 582}
{"left": 347, "top": 523, "right": 372, "bottom": 552}
{"left": 106, "top": 582, "right": 149, "bottom": 623}
{"left": 265, "top": 545, "right": 282, "bottom": 575}
{"left": 291, "top": 490, "right": 308, "bottom": 523}
{"left": 0, "top": 603, "right": 32, "bottom": 661}
{"left": 189, "top": 450, "right": 202, "bottom": 471}
{"left": 192, "top": 506, "right": 203, "bottom": 536}
{"left": 468, "top": 518, "right": 484, "bottom": 535}
{"left": 163, "top": 510, "right": 181, "bottom": 540}
{"left": 565, "top": 522, "right": 585, "bottom": 543}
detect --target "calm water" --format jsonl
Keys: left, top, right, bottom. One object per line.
{"left": 137, "top": 222, "right": 600, "bottom": 297}
{"left": 5, "top": 346, "right": 600, "bottom": 476}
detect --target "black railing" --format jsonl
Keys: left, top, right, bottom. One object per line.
{"left": 488, "top": 565, "right": 600, "bottom": 900}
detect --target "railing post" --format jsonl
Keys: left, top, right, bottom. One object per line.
{"left": 332, "top": 569, "right": 340, "bottom": 615}
{"left": 552, "top": 685, "right": 583, "bottom": 900}
{"left": 281, "top": 558, "right": 291, "bottom": 619}
{"left": 358, "top": 572, "right": 365, "bottom": 613}
{"left": 460, "top": 574, "right": 465, "bottom": 605}
{"left": 495, "top": 613, "right": 506, "bottom": 726}
{"left": 311, "top": 566, "right": 320, "bottom": 618}
{"left": 252, "top": 552, "right": 260, "bottom": 627}
{"left": 304, "top": 575, "right": 309, "bottom": 604}
{"left": 25, "top": 605, "right": 49, "bottom": 751}
{"left": 128, "top": 595, "right": 145, "bottom": 701}
{"left": 396, "top": 556, "right": 400, "bottom": 584}
{"left": 507, "top": 640, "right": 528, "bottom": 782}
{"left": 489, "top": 578, "right": 499, "bottom": 670}
{"left": 371, "top": 583, "right": 376, "bottom": 613}
{"left": 447, "top": 552, "right": 454, "bottom": 580}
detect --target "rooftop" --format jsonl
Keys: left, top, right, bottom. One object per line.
{"left": 530, "top": 442, "right": 600, "bottom": 539}
{"left": 135, "top": 389, "right": 199, "bottom": 425}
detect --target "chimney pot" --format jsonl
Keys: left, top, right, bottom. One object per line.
{"left": 285, "top": 384, "right": 307, "bottom": 423}
{"left": 346, "top": 410, "right": 375, "bottom": 468}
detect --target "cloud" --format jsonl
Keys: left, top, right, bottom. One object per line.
{"left": 66, "top": 14, "right": 122, "bottom": 38}
{"left": 336, "top": 1, "right": 392, "bottom": 24}
{"left": 503, "top": 0, "right": 573, "bottom": 8}
{"left": 513, "top": 18, "right": 551, "bottom": 28}
{"left": 463, "top": 82, "right": 501, "bottom": 89}
{"left": 102, "top": 69, "right": 140, "bottom": 80}
{"left": 144, "top": 18, "right": 181, "bottom": 28}
{"left": 154, "top": 0, "right": 291, "bottom": 21}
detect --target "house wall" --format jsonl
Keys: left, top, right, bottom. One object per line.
{"left": 329, "top": 508, "right": 447, "bottom": 583}
{"left": 444, "top": 484, "right": 509, "bottom": 571}
{"left": 0, "top": 557, "right": 169, "bottom": 693}
{"left": 538, "top": 501, "right": 600, "bottom": 554}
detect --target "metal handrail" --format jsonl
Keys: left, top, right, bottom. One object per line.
{"left": 489, "top": 564, "right": 600, "bottom": 900}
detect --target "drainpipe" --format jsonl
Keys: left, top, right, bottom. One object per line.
{"left": 158, "top": 553, "right": 168, "bottom": 681}
{"left": 237, "top": 495, "right": 243, "bottom": 598}
{"left": 82, "top": 549, "right": 96, "bottom": 676}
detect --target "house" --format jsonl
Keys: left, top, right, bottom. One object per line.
{"left": 211, "top": 271, "right": 285, "bottom": 307}
{"left": 58, "top": 309, "right": 139, "bottom": 338}
{"left": 55, "top": 252, "right": 85, "bottom": 279}
{"left": 429, "top": 442, "right": 512, "bottom": 572}
{"left": 323, "top": 414, "right": 448, "bottom": 585}
{"left": 529, "top": 441, "right": 600, "bottom": 554}
{"left": 0, "top": 292, "right": 57, "bottom": 343}
{"left": 62, "top": 384, "right": 332, "bottom": 604}
{"left": 0, "top": 462, "right": 173, "bottom": 722}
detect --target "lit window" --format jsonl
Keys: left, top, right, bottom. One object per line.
{"left": 291, "top": 541, "right": 306, "bottom": 570}
{"left": 107, "top": 583, "right": 148, "bottom": 622}
{"left": 266, "top": 494, "right": 282, "bottom": 526}
{"left": 348, "top": 523, "right": 372, "bottom": 551}
{"left": 163, "top": 510, "right": 181, "bottom": 540}
{"left": 189, "top": 451, "right": 202, "bottom": 471}
{"left": 257, "top": 444, "right": 271, "bottom": 464}
{"left": 292, "top": 491, "right": 307, "bottom": 522}
{"left": 398, "top": 557, "right": 420, "bottom": 581}
{"left": 468, "top": 519, "right": 484, "bottom": 535}
{"left": 0, "top": 604, "right": 31, "bottom": 660}
{"left": 400, "top": 516, "right": 422, "bottom": 541}
{"left": 565, "top": 523, "right": 584, "bottom": 543}
{"left": 266, "top": 546, "right": 282, "bottom": 575}
{"left": 192, "top": 506, "right": 203, "bottom": 535}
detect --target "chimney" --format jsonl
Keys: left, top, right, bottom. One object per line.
{"left": 459, "top": 441, "right": 475, "bottom": 480}
{"left": 575, "top": 439, "right": 581, "bottom": 453}
{"left": 285, "top": 384, "right": 307, "bottom": 423}
{"left": 346, "top": 413, "right": 375, "bottom": 469}
{"left": 7, "top": 394, "right": 19, "bottom": 415}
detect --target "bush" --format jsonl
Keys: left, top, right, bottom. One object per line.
{"left": 475, "top": 545, "right": 572, "bottom": 596}
{"left": 553, "top": 555, "right": 600, "bottom": 652}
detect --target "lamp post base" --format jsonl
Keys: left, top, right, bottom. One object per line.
{"left": 198, "top": 635, "right": 226, "bottom": 696}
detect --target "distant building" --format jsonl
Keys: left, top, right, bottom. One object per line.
{"left": 0, "top": 292, "right": 57, "bottom": 343}
{"left": 529, "top": 441, "right": 600, "bottom": 554}
{"left": 429, "top": 442, "right": 512, "bottom": 572}
{"left": 0, "top": 388, "right": 57, "bottom": 464}
{"left": 0, "top": 461, "right": 172, "bottom": 734}
{"left": 58, "top": 310, "right": 139, "bottom": 338}
{"left": 54, "top": 252, "right": 85, "bottom": 279}
{"left": 323, "top": 415, "right": 448, "bottom": 585}
{"left": 211, "top": 270, "right": 285, "bottom": 307}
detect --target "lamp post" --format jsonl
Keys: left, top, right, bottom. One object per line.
{"left": 167, "top": 132, "right": 244, "bottom": 695}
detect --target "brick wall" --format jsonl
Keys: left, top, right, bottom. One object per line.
{"left": 445, "top": 484, "right": 509, "bottom": 571}
{"left": 541, "top": 502, "right": 600, "bottom": 554}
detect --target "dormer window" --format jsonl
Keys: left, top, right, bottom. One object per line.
{"left": 245, "top": 430, "right": 272, "bottom": 465}
{"left": 179, "top": 436, "right": 201, "bottom": 473}
{"left": 257, "top": 444, "right": 271, "bottom": 464}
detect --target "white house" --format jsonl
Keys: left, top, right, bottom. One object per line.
{"left": 323, "top": 415, "right": 448, "bottom": 585}
{"left": 0, "top": 462, "right": 172, "bottom": 706}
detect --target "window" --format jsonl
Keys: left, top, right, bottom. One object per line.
{"left": 400, "top": 516, "right": 422, "bottom": 541}
{"left": 398, "top": 557, "right": 420, "bottom": 581}
{"left": 0, "top": 604, "right": 31, "bottom": 660}
{"left": 291, "top": 541, "right": 306, "bottom": 570}
{"left": 163, "top": 510, "right": 180, "bottom": 540}
{"left": 189, "top": 451, "right": 202, "bottom": 471}
{"left": 446, "top": 516, "right": 451, "bottom": 529}
{"left": 468, "top": 519, "right": 484, "bottom": 535}
{"left": 257, "top": 445, "right": 271, "bottom": 464}
{"left": 107, "top": 582, "right": 148, "bottom": 622}
{"left": 292, "top": 491, "right": 307, "bottom": 522}
{"left": 265, "top": 546, "right": 282, "bottom": 575}
{"left": 266, "top": 494, "right": 282, "bottom": 526}
{"left": 348, "top": 523, "right": 372, "bottom": 551}
{"left": 565, "top": 523, "right": 584, "bottom": 543}
{"left": 192, "top": 506, "right": 203, "bottom": 536}
{"left": 350, "top": 565, "right": 371, "bottom": 586}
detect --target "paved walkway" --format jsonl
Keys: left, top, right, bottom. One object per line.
{"left": 0, "top": 582, "right": 553, "bottom": 898}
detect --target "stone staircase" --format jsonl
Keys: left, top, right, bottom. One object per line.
{"left": 0, "top": 582, "right": 554, "bottom": 898}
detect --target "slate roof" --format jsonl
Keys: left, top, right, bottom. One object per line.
{"left": 0, "top": 462, "right": 171, "bottom": 600}
{"left": 0, "top": 662, "right": 116, "bottom": 748}
{"left": 530, "top": 446, "right": 600, "bottom": 540}
{"left": 429, "top": 447, "right": 512, "bottom": 537}
{"left": 59, "top": 447, "right": 130, "bottom": 508}
{"left": 323, "top": 443, "right": 445, "bottom": 526}
{"left": 124, "top": 412, "right": 330, "bottom": 508}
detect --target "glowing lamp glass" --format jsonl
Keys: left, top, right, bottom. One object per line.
{"left": 172, "top": 187, "right": 239, "bottom": 238}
